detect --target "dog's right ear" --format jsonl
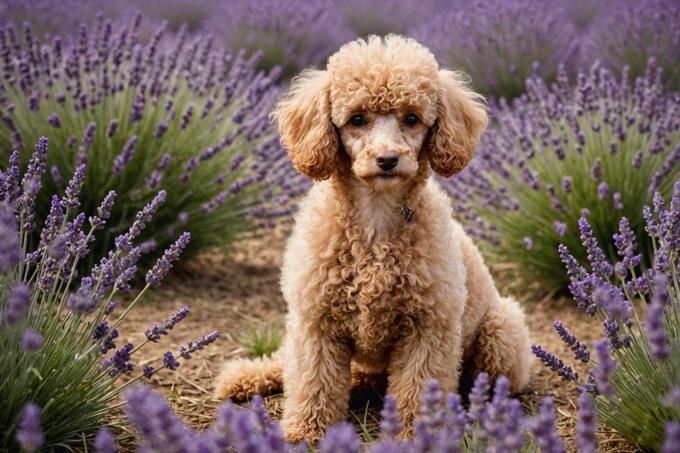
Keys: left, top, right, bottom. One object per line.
{"left": 272, "top": 69, "right": 338, "bottom": 181}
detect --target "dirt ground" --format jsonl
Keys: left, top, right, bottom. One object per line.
{"left": 116, "top": 226, "right": 638, "bottom": 452}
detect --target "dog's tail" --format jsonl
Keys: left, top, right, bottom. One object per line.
{"left": 215, "top": 353, "right": 284, "bottom": 401}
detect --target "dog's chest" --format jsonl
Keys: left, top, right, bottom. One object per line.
{"left": 324, "top": 234, "right": 432, "bottom": 353}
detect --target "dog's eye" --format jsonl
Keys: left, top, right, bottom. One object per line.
{"left": 349, "top": 114, "right": 365, "bottom": 127}
{"left": 404, "top": 113, "right": 419, "bottom": 126}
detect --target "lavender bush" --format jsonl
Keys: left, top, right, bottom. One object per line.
{"left": 0, "top": 13, "right": 303, "bottom": 268}
{"left": 533, "top": 184, "right": 680, "bottom": 450}
{"left": 206, "top": 0, "right": 354, "bottom": 78}
{"left": 0, "top": 137, "right": 219, "bottom": 450}
{"left": 338, "top": 0, "right": 434, "bottom": 38}
{"left": 446, "top": 59, "right": 680, "bottom": 293}
{"left": 584, "top": 0, "right": 680, "bottom": 90}
{"left": 412, "top": 0, "right": 580, "bottom": 100}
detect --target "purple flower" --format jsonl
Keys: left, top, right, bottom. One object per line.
{"left": 613, "top": 217, "right": 640, "bottom": 268}
{"left": 664, "top": 385, "right": 680, "bottom": 409}
{"left": 613, "top": 192, "right": 623, "bottom": 210}
{"left": 523, "top": 236, "right": 533, "bottom": 250}
{"left": 115, "top": 190, "right": 167, "bottom": 251}
{"left": 527, "top": 397, "right": 565, "bottom": 453}
{"left": 100, "top": 329, "right": 119, "bottom": 355}
{"left": 146, "top": 232, "right": 191, "bottom": 287}
{"left": 94, "top": 428, "right": 118, "bottom": 453}
{"left": 62, "top": 163, "right": 86, "bottom": 210}
{"left": 143, "top": 366, "right": 155, "bottom": 379}
{"left": 531, "top": 344, "right": 579, "bottom": 381}
{"left": 47, "top": 113, "right": 61, "bottom": 128}
{"left": 553, "top": 221, "right": 567, "bottom": 237}
{"left": 468, "top": 372, "right": 490, "bottom": 425}
{"left": 597, "top": 182, "right": 609, "bottom": 200}
{"left": 379, "top": 395, "right": 401, "bottom": 439}
{"left": 592, "top": 340, "right": 617, "bottom": 398}
{"left": 90, "top": 191, "right": 117, "bottom": 230}
{"left": 124, "top": 384, "right": 191, "bottom": 450}
{"left": 15, "top": 402, "right": 44, "bottom": 452}
{"left": 576, "top": 391, "right": 598, "bottom": 453}
{"left": 163, "top": 351, "right": 180, "bottom": 370}
{"left": 108, "top": 343, "right": 134, "bottom": 377}
{"left": 178, "top": 331, "right": 220, "bottom": 360}
{"left": 579, "top": 217, "right": 613, "bottom": 278}
{"left": 112, "top": 135, "right": 138, "bottom": 174}
{"left": 93, "top": 321, "right": 110, "bottom": 341}
{"left": 0, "top": 207, "right": 22, "bottom": 272}
{"left": 4, "top": 282, "right": 31, "bottom": 324}
{"left": 107, "top": 119, "right": 119, "bottom": 138}
{"left": 553, "top": 321, "right": 590, "bottom": 363}
{"left": 17, "top": 137, "right": 48, "bottom": 232}
{"left": 663, "top": 422, "right": 680, "bottom": 453}
{"left": 318, "top": 422, "right": 360, "bottom": 453}
{"left": 145, "top": 305, "right": 190, "bottom": 342}
{"left": 647, "top": 273, "right": 670, "bottom": 360}
{"left": 21, "top": 329, "right": 44, "bottom": 351}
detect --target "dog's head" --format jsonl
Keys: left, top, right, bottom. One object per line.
{"left": 273, "top": 35, "right": 487, "bottom": 192}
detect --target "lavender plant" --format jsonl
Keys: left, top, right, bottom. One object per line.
{"left": 533, "top": 184, "right": 680, "bottom": 450}
{"left": 0, "top": 137, "right": 220, "bottom": 450}
{"left": 584, "top": 0, "right": 680, "bottom": 90}
{"left": 412, "top": 0, "right": 580, "bottom": 100}
{"left": 445, "top": 59, "right": 680, "bottom": 293}
{"left": 206, "top": 0, "right": 354, "bottom": 78}
{"left": 338, "top": 0, "right": 434, "bottom": 38}
{"left": 0, "top": 13, "right": 303, "bottom": 268}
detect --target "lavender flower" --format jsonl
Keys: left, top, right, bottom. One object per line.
{"left": 664, "top": 385, "right": 680, "bottom": 409}
{"left": 576, "top": 391, "right": 598, "bottom": 453}
{"left": 532, "top": 345, "right": 579, "bottom": 381}
{"left": 467, "top": 372, "right": 490, "bottom": 424}
{"left": 108, "top": 343, "right": 134, "bottom": 377}
{"left": 20, "top": 329, "right": 44, "bottom": 351}
{"left": 318, "top": 422, "right": 360, "bottom": 453}
{"left": 94, "top": 428, "right": 118, "bottom": 453}
{"left": 553, "top": 321, "right": 590, "bottom": 363}
{"left": 146, "top": 232, "right": 191, "bottom": 286}
{"left": 143, "top": 366, "right": 155, "bottom": 379}
{"left": 144, "top": 305, "right": 190, "bottom": 342}
{"left": 178, "top": 331, "right": 220, "bottom": 360}
{"left": 3, "top": 282, "right": 31, "bottom": 324}
{"left": 647, "top": 273, "right": 670, "bottom": 360}
{"left": 527, "top": 398, "right": 566, "bottom": 453}
{"left": 379, "top": 395, "right": 401, "bottom": 439}
{"left": 163, "top": 351, "right": 180, "bottom": 370}
{"left": 89, "top": 191, "right": 117, "bottom": 230}
{"left": 554, "top": 221, "right": 567, "bottom": 237}
{"left": 0, "top": 207, "right": 22, "bottom": 272}
{"left": 579, "top": 217, "right": 613, "bottom": 278}
{"left": 592, "top": 340, "right": 617, "bottom": 398}
{"left": 62, "top": 164, "right": 86, "bottom": 210}
{"left": 664, "top": 422, "right": 680, "bottom": 453}
{"left": 15, "top": 403, "right": 44, "bottom": 452}
{"left": 112, "top": 135, "right": 138, "bottom": 174}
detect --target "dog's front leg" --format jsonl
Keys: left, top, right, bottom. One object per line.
{"left": 386, "top": 313, "right": 463, "bottom": 436}
{"left": 281, "top": 326, "right": 352, "bottom": 443}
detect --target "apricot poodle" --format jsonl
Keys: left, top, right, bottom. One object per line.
{"left": 215, "top": 35, "right": 532, "bottom": 442}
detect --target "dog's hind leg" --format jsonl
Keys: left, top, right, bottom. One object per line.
{"left": 215, "top": 353, "right": 283, "bottom": 401}
{"left": 470, "top": 296, "right": 531, "bottom": 392}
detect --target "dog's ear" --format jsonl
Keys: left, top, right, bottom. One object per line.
{"left": 425, "top": 70, "right": 488, "bottom": 177}
{"left": 272, "top": 69, "right": 338, "bottom": 181}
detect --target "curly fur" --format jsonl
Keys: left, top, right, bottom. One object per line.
{"left": 216, "top": 35, "right": 531, "bottom": 443}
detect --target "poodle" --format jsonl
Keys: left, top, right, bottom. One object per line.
{"left": 215, "top": 35, "right": 532, "bottom": 443}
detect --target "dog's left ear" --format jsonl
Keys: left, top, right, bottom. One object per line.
{"left": 425, "top": 70, "right": 488, "bottom": 177}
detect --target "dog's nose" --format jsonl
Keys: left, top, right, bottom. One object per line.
{"left": 376, "top": 154, "right": 399, "bottom": 171}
